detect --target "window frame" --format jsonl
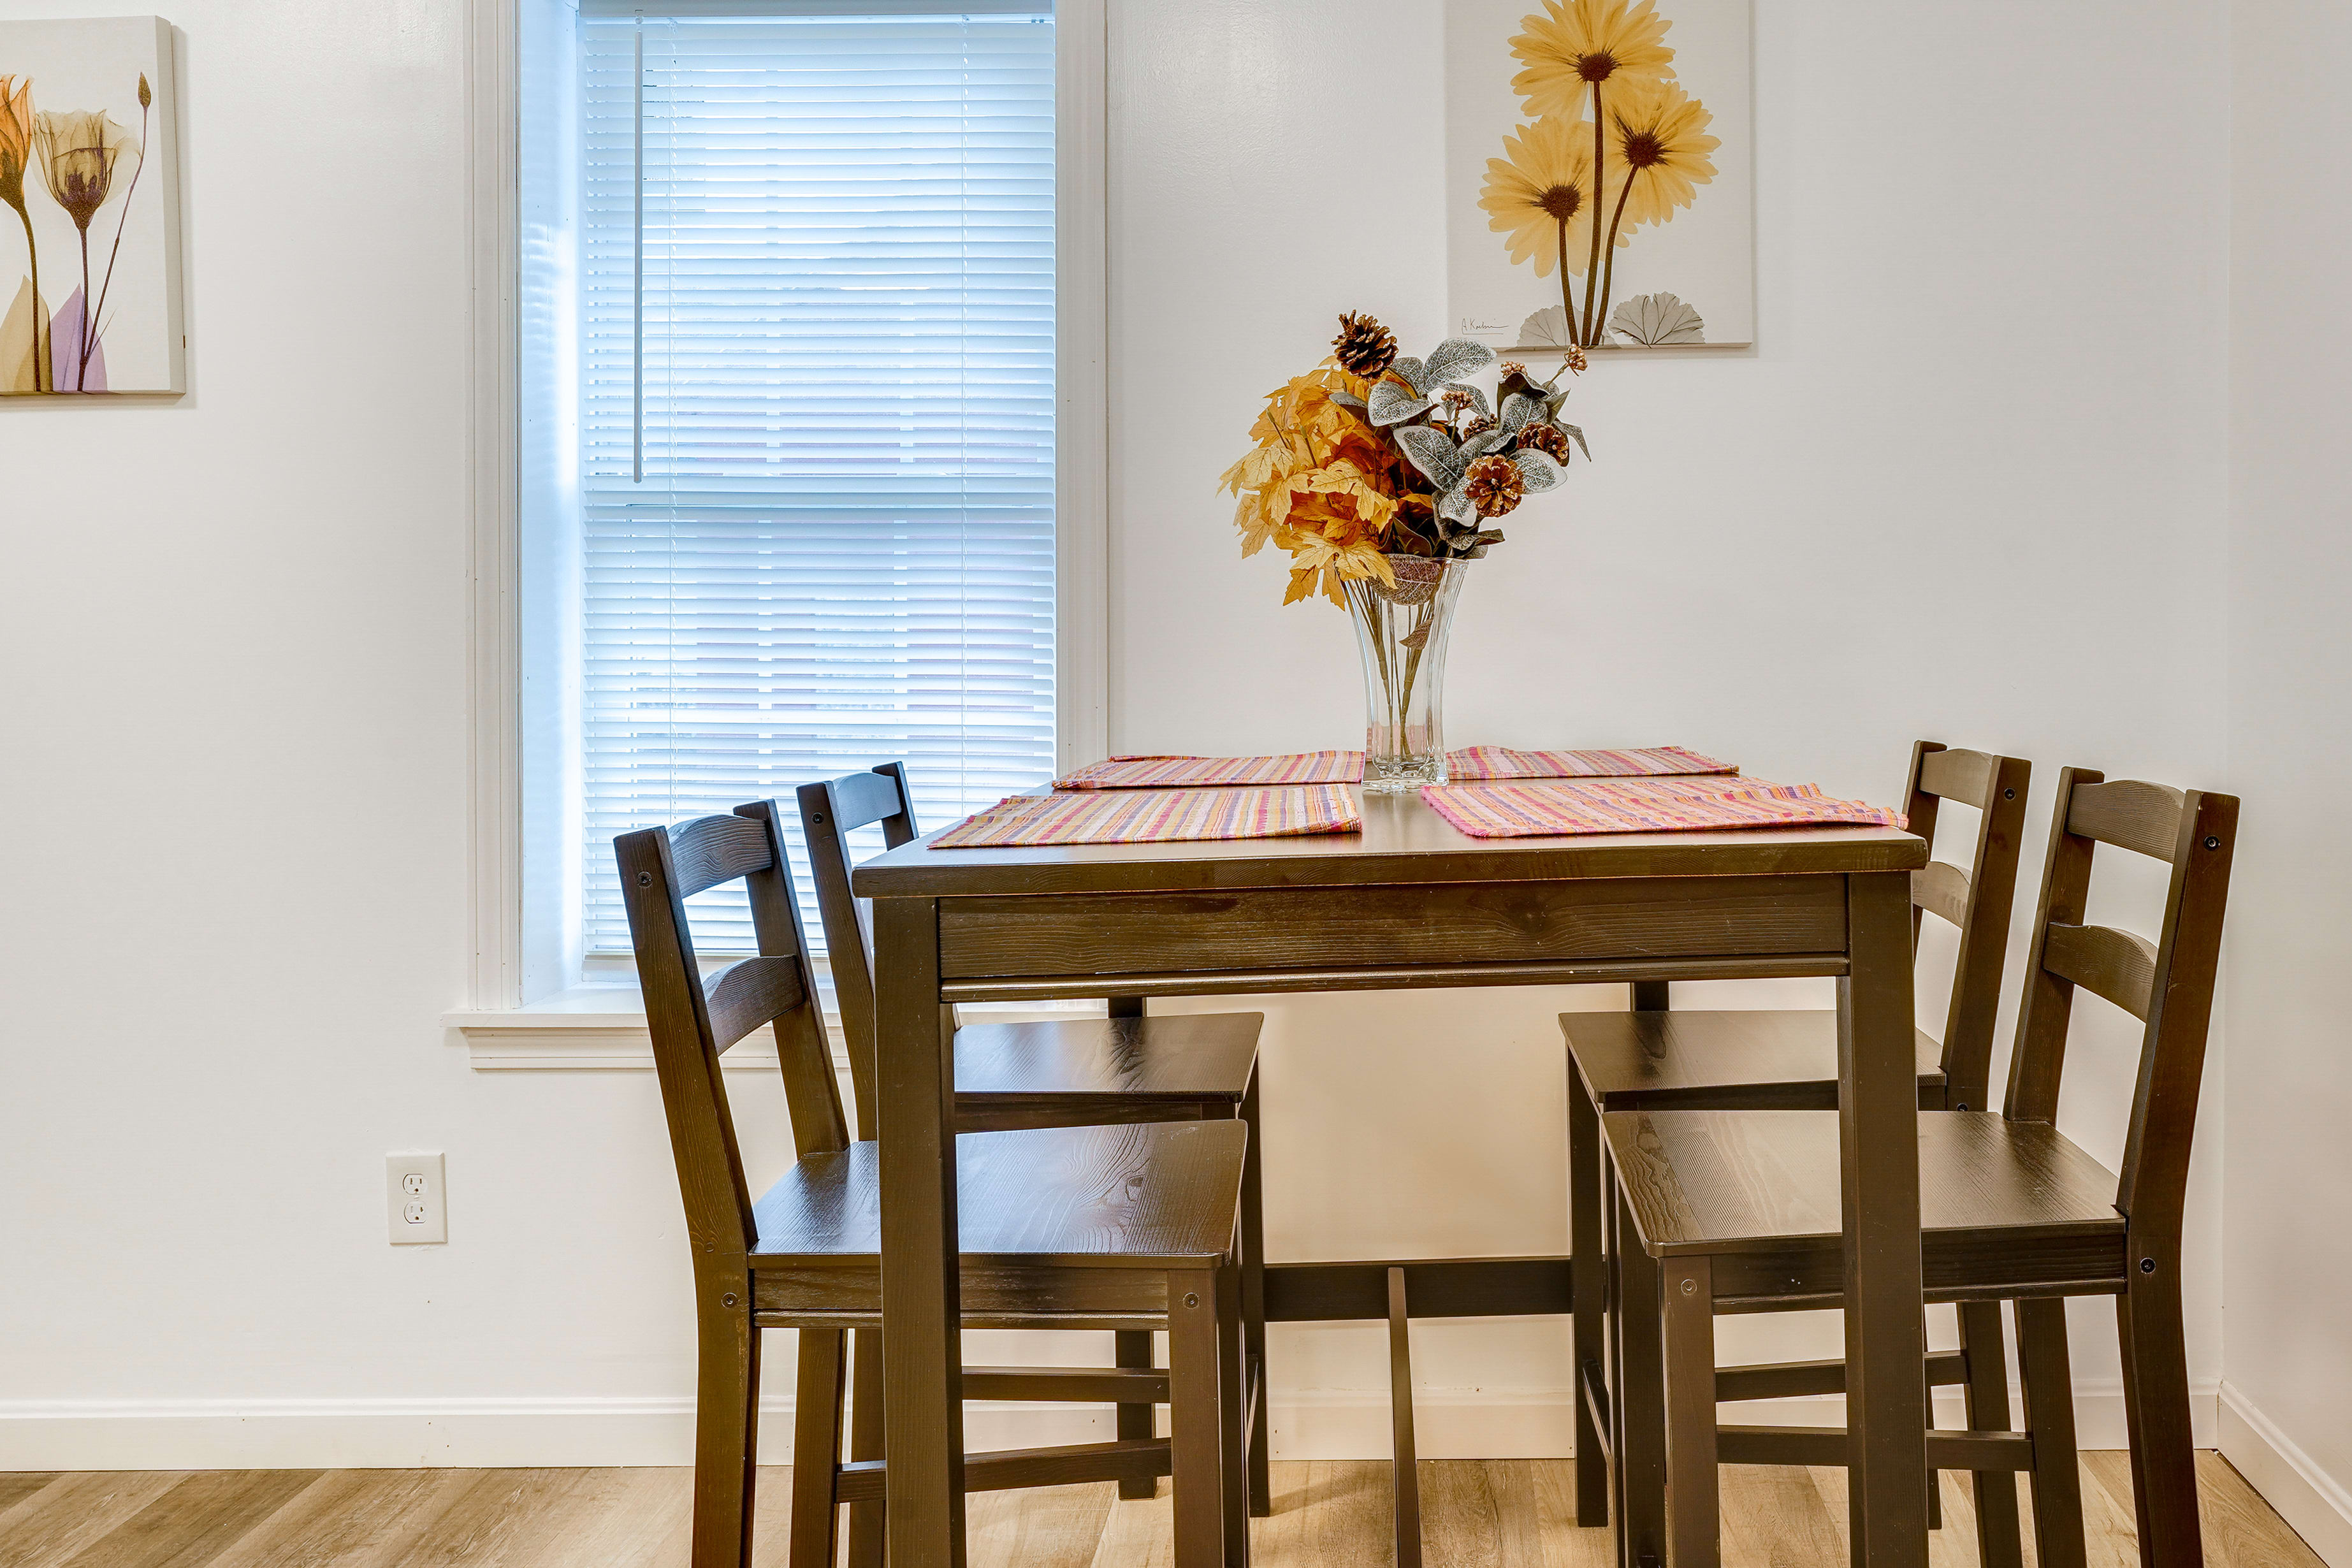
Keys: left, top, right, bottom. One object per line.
{"left": 459, "top": 0, "right": 1108, "bottom": 1021}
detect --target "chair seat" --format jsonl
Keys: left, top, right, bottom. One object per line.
{"left": 955, "top": 1012, "right": 1262, "bottom": 1108}
{"left": 1565, "top": 1008, "right": 1948, "bottom": 1110}
{"left": 753, "top": 1121, "right": 1247, "bottom": 1268}
{"left": 1602, "top": 1110, "right": 2129, "bottom": 1305}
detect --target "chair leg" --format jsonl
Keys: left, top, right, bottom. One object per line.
{"left": 691, "top": 1302, "right": 762, "bottom": 1568}
{"left": 1959, "top": 1300, "right": 2026, "bottom": 1568}
{"left": 788, "top": 1328, "right": 846, "bottom": 1568}
{"left": 844, "top": 1329, "right": 885, "bottom": 1568}
{"left": 1615, "top": 1186, "right": 1668, "bottom": 1568}
{"left": 2015, "top": 1296, "right": 2088, "bottom": 1568}
{"left": 1239, "top": 1073, "right": 1271, "bottom": 1518}
{"left": 1169, "top": 1268, "right": 1227, "bottom": 1568}
{"left": 1660, "top": 1257, "right": 1719, "bottom": 1568}
{"left": 1115, "top": 1330, "right": 1159, "bottom": 1499}
{"left": 1570, "top": 1066, "right": 1609, "bottom": 1527}
{"left": 1219, "top": 1258, "right": 1252, "bottom": 1568}
{"left": 2118, "top": 1264, "right": 2205, "bottom": 1568}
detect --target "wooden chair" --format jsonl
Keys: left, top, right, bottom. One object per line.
{"left": 1562, "top": 741, "right": 2031, "bottom": 1532}
{"left": 1598, "top": 770, "right": 2238, "bottom": 1568}
{"left": 798, "top": 762, "right": 1272, "bottom": 1519}
{"left": 616, "top": 801, "right": 1252, "bottom": 1568}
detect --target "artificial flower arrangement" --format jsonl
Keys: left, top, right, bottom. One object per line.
{"left": 1221, "top": 312, "right": 1588, "bottom": 606}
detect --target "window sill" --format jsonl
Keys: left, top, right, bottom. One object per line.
{"left": 442, "top": 986, "right": 1101, "bottom": 1072}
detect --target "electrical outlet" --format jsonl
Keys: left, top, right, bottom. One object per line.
{"left": 386, "top": 1152, "right": 446, "bottom": 1244}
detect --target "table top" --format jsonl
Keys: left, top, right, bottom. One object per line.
{"left": 853, "top": 786, "right": 1925, "bottom": 899}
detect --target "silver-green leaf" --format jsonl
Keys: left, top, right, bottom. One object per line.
{"left": 1419, "top": 337, "right": 1497, "bottom": 389}
{"left": 1511, "top": 447, "right": 1565, "bottom": 493}
{"left": 1393, "top": 423, "right": 1464, "bottom": 488}
{"left": 1367, "top": 377, "right": 1437, "bottom": 427}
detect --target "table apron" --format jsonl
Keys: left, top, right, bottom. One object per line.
{"left": 936, "top": 875, "right": 1848, "bottom": 984}
{"left": 940, "top": 952, "right": 1848, "bottom": 1003}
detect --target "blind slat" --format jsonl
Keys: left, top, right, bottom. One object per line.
{"left": 579, "top": 11, "right": 1056, "bottom": 954}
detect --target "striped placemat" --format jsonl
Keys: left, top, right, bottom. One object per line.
{"left": 931, "top": 785, "right": 1362, "bottom": 848}
{"left": 1420, "top": 777, "right": 1907, "bottom": 839}
{"left": 1054, "top": 751, "right": 1363, "bottom": 790}
{"left": 1055, "top": 746, "right": 1731, "bottom": 790}
{"left": 1445, "top": 745, "right": 1736, "bottom": 781}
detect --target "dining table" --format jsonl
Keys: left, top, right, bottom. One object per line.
{"left": 851, "top": 783, "right": 1932, "bottom": 1568}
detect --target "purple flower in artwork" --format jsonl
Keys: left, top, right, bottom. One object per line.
{"left": 48, "top": 286, "right": 104, "bottom": 391}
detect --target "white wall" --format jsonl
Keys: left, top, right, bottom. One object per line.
{"left": 2221, "top": 3, "right": 2352, "bottom": 1560}
{"left": 0, "top": 0, "right": 2253, "bottom": 1477}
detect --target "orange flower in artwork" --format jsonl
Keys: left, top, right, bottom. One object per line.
{"left": 0, "top": 75, "right": 47, "bottom": 391}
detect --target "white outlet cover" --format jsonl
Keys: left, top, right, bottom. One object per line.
{"left": 386, "top": 1152, "right": 447, "bottom": 1245}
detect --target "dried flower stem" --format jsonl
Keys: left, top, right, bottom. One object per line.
{"left": 1554, "top": 215, "right": 1583, "bottom": 351}
{"left": 11, "top": 202, "right": 41, "bottom": 389}
{"left": 1581, "top": 81, "right": 1605, "bottom": 346}
{"left": 84, "top": 94, "right": 150, "bottom": 386}
{"left": 1593, "top": 164, "right": 1639, "bottom": 345}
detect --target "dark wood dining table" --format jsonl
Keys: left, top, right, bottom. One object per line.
{"left": 852, "top": 786, "right": 1931, "bottom": 1568}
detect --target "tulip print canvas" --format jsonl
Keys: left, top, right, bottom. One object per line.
{"left": 0, "top": 16, "right": 183, "bottom": 395}
{"left": 1446, "top": 0, "right": 1751, "bottom": 353}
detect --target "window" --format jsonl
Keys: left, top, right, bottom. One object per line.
{"left": 500, "top": 0, "right": 1096, "bottom": 998}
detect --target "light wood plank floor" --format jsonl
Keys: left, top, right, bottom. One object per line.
{"left": 0, "top": 1455, "right": 2319, "bottom": 1568}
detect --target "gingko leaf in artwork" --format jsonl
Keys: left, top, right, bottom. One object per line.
{"left": 0, "top": 17, "right": 183, "bottom": 395}
{"left": 1446, "top": 0, "right": 1752, "bottom": 356}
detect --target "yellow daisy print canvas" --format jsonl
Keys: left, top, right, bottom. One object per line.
{"left": 1448, "top": 0, "right": 1752, "bottom": 354}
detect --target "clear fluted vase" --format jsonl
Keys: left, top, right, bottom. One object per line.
{"left": 1343, "top": 553, "right": 1470, "bottom": 793}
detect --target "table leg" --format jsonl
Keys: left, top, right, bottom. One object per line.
{"left": 875, "top": 896, "right": 966, "bottom": 1568}
{"left": 1840, "top": 870, "right": 1927, "bottom": 1567}
{"left": 1569, "top": 1065, "right": 1609, "bottom": 1526}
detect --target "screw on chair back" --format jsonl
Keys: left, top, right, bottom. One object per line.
{"left": 2003, "top": 769, "right": 2240, "bottom": 1242}
{"left": 614, "top": 801, "right": 849, "bottom": 1272}
{"left": 1898, "top": 741, "right": 2033, "bottom": 1110}
{"left": 795, "top": 763, "right": 919, "bottom": 1139}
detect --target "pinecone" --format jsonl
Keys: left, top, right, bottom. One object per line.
{"left": 1463, "top": 455, "right": 1525, "bottom": 518}
{"left": 1459, "top": 412, "right": 1497, "bottom": 440}
{"left": 1332, "top": 312, "right": 1399, "bottom": 379}
{"left": 1517, "top": 422, "right": 1572, "bottom": 463}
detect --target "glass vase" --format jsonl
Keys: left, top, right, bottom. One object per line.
{"left": 1343, "top": 553, "right": 1469, "bottom": 793}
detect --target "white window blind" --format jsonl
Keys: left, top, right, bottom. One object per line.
{"left": 577, "top": 7, "right": 1057, "bottom": 955}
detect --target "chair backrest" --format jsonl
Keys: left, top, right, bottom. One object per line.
{"left": 615, "top": 801, "right": 848, "bottom": 1265}
{"left": 795, "top": 762, "right": 919, "bottom": 1140}
{"left": 1898, "top": 741, "right": 2033, "bottom": 1110}
{"left": 2003, "top": 769, "right": 2239, "bottom": 1246}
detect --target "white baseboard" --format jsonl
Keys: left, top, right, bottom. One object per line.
{"left": 2218, "top": 1383, "right": 2352, "bottom": 1568}
{"left": 0, "top": 1383, "right": 2214, "bottom": 1472}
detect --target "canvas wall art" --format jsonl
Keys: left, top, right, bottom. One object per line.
{"left": 1447, "top": 0, "right": 1752, "bottom": 354}
{"left": 0, "top": 15, "right": 182, "bottom": 395}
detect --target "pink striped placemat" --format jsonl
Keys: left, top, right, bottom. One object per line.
{"left": 1445, "top": 744, "right": 1736, "bottom": 781}
{"left": 1055, "top": 746, "right": 1732, "bottom": 790}
{"left": 1055, "top": 751, "right": 1363, "bottom": 790}
{"left": 1420, "top": 777, "right": 1907, "bottom": 839}
{"left": 931, "top": 785, "right": 1362, "bottom": 848}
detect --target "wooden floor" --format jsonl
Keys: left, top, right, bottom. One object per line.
{"left": 0, "top": 1454, "right": 2320, "bottom": 1568}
